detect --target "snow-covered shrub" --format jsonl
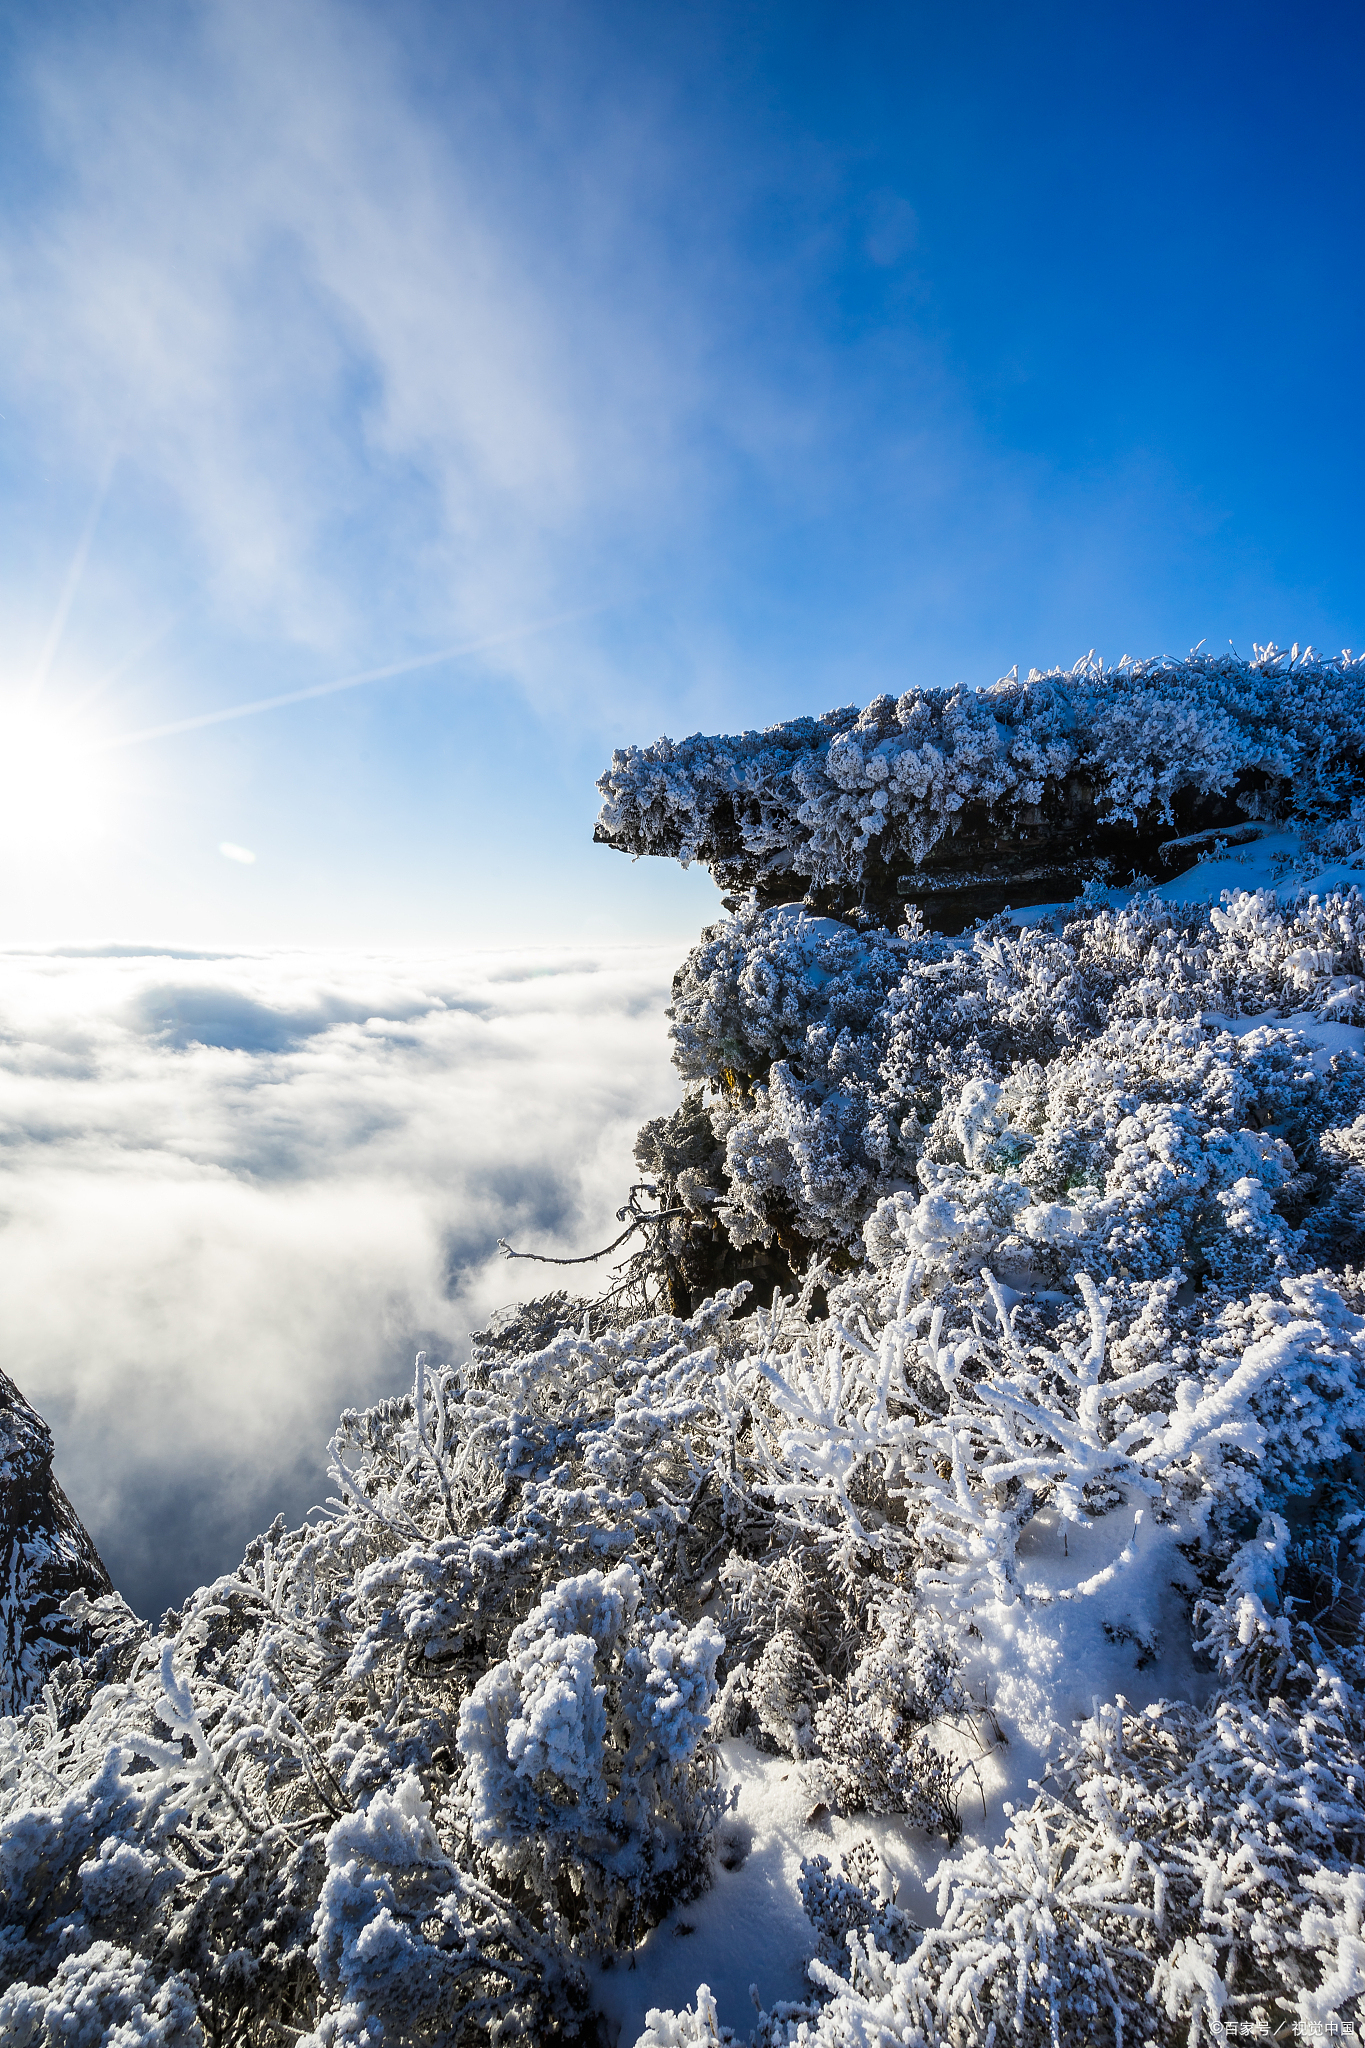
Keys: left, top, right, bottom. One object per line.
{"left": 635, "top": 1980, "right": 735, "bottom": 2045}
{"left": 760, "top": 1581, "right": 1365, "bottom": 2046}
{"left": 635, "top": 1089, "right": 729, "bottom": 1202}
{"left": 0, "top": 1941, "right": 205, "bottom": 2048}
{"left": 700, "top": 1683, "right": 1364, "bottom": 2045}
{"left": 309, "top": 1768, "right": 573, "bottom": 2046}
{"left": 659, "top": 879, "right": 1365, "bottom": 1265}
{"left": 669, "top": 909, "right": 911, "bottom": 1091}
{"left": 1305, "top": 1112, "right": 1365, "bottom": 1268}
{"left": 745, "top": 1628, "right": 822, "bottom": 1759}
{"left": 459, "top": 1563, "right": 724, "bottom": 1949}
{"left": 748, "top": 1244, "right": 1365, "bottom": 1596}
{"left": 716, "top": 1550, "right": 845, "bottom": 1668}
{"left": 808, "top": 1611, "right": 963, "bottom": 1833}
{"left": 792, "top": 1783, "right": 1170, "bottom": 2046}
{"left": 797, "top": 1839, "right": 914, "bottom": 1972}
{"left": 0, "top": 1301, "right": 757, "bottom": 2043}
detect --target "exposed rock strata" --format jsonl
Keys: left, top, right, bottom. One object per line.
{"left": 601, "top": 755, "right": 1274, "bottom": 932}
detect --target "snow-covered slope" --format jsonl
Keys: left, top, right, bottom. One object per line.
{"left": 1, "top": 660, "right": 1363, "bottom": 2048}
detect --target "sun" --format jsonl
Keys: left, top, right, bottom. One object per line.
{"left": 0, "top": 698, "right": 111, "bottom": 858}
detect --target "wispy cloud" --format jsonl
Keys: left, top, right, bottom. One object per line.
{"left": 2, "top": 0, "right": 1338, "bottom": 761}
{"left": 4, "top": 0, "right": 709, "bottom": 687}
{"left": 0, "top": 943, "right": 683, "bottom": 1618}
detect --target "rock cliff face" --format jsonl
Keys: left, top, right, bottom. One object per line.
{"left": 0, "top": 1367, "right": 112, "bottom": 1714}
{"left": 601, "top": 765, "right": 1267, "bottom": 931}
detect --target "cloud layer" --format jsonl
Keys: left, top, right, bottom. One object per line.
{"left": 0, "top": 943, "right": 684, "bottom": 1618}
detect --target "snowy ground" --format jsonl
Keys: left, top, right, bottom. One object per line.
{"left": 597, "top": 1740, "right": 935, "bottom": 2043}
{"left": 597, "top": 1496, "right": 1215, "bottom": 2044}
{"left": 1005, "top": 824, "right": 1364, "bottom": 928}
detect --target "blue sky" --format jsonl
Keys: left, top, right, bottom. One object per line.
{"left": 2, "top": 0, "right": 1362, "bottom": 949}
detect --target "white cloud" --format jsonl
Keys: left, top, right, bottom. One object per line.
{"left": 0, "top": 943, "right": 685, "bottom": 1618}
{"left": 218, "top": 841, "right": 256, "bottom": 863}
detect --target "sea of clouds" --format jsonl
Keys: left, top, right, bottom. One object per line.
{"left": 0, "top": 943, "right": 684, "bottom": 1619}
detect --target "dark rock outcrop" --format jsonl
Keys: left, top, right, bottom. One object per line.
{"left": 610, "top": 778, "right": 1270, "bottom": 934}
{"left": 806, "top": 790, "right": 1271, "bottom": 932}
{"left": 595, "top": 741, "right": 1281, "bottom": 935}
{"left": 0, "top": 1368, "right": 113, "bottom": 1714}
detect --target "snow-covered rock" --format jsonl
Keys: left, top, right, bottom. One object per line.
{"left": 0, "top": 1365, "right": 112, "bottom": 1715}
{"left": 595, "top": 646, "right": 1365, "bottom": 929}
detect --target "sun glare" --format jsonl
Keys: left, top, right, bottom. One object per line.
{"left": 0, "top": 699, "right": 111, "bottom": 858}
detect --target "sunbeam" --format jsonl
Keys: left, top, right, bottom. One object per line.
{"left": 27, "top": 447, "right": 122, "bottom": 703}
{"left": 71, "top": 604, "right": 194, "bottom": 714}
